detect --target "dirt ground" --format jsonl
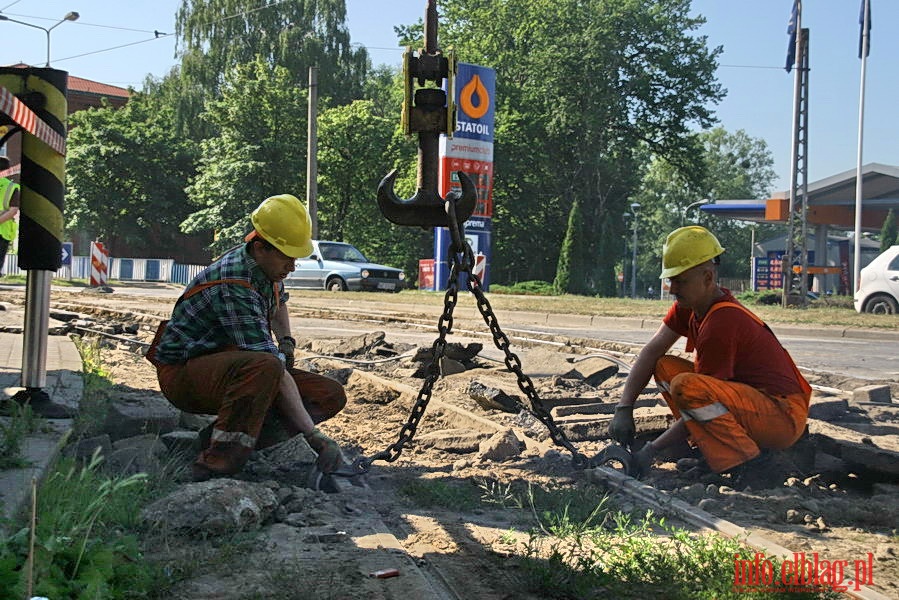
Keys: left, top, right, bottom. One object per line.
{"left": 5, "top": 288, "right": 899, "bottom": 598}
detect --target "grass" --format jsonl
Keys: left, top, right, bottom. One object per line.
{"left": 0, "top": 403, "right": 41, "bottom": 470}
{"left": 398, "top": 477, "right": 841, "bottom": 599}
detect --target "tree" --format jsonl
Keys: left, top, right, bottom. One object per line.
{"left": 316, "top": 99, "right": 423, "bottom": 278}
{"left": 65, "top": 93, "right": 197, "bottom": 260}
{"left": 181, "top": 57, "right": 308, "bottom": 254}
{"left": 881, "top": 209, "right": 898, "bottom": 253}
{"left": 174, "top": 0, "right": 368, "bottom": 135}
{"left": 433, "top": 0, "right": 723, "bottom": 293}
{"left": 631, "top": 127, "right": 778, "bottom": 288}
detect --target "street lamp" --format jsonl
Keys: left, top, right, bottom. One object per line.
{"left": 622, "top": 212, "right": 631, "bottom": 297}
{"left": 630, "top": 202, "right": 640, "bottom": 299}
{"left": 0, "top": 11, "right": 79, "bottom": 67}
{"left": 682, "top": 199, "right": 708, "bottom": 225}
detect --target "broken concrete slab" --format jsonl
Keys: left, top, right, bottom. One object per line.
{"left": 104, "top": 388, "right": 180, "bottom": 441}
{"left": 467, "top": 380, "right": 521, "bottom": 413}
{"left": 309, "top": 331, "right": 386, "bottom": 357}
{"left": 415, "top": 429, "right": 489, "bottom": 453}
{"left": 477, "top": 429, "right": 523, "bottom": 461}
{"left": 809, "top": 419, "right": 899, "bottom": 476}
{"left": 555, "top": 406, "right": 675, "bottom": 442}
{"left": 807, "top": 397, "right": 849, "bottom": 421}
{"left": 852, "top": 384, "right": 892, "bottom": 405}
{"left": 568, "top": 357, "right": 619, "bottom": 387}
{"left": 551, "top": 398, "right": 659, "bottom": 418}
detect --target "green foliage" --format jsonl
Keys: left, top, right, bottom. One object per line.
{"left": 0, "top": 403, "right": 39, "bottom": 469}
{"left": 182, "top": 57, "right": 308, "bottom": 255}
{"left": 631, "top": 127, "right": 779, "bottom": 292}
{"left": 736, "top": 290, "right": 781, "bottom": 306}
{"left": 316, "top": 99, "right": 425, "bottom": 278}
{"left": 73, "top": 337, "right": 114, "bottom": 439}
{"left": 174, "top": 0, "right": 368, "bottom": 135}
{"left": 398, "top": 477, "right": 482, "bottom": 511}
{"left": 880, "top": 208, "right": 898, "bottom": 253}
{"left": 515, "top": 497, "right": 838, "bottom": 599}
{"left": 489, "top": 280, "right": 557, "bottom": 296}
{"left": 438, "top": 0, "right": 724, "bottom": 291}
{"left": 0, "top": 453, "right": 154, "bottom": 599}
{"left": 66, "top": 94, "right": 198, "bottom": 261}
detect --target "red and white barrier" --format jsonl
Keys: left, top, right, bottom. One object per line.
{"left": 90, "top": 241, "right": 108, "bottom": 286}
{"left": 472, "top": 253, "right": 486, "bottom": 281}
{"left": 0, "top": 86, "right": 67, "bottom": 155}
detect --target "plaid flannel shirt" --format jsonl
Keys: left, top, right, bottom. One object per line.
{"left": 153, "top": 244, "right": 286, "bottom": 364}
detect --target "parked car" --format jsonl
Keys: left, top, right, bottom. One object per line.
{"left": 854, "top": 245, "right": 899, "bottom": 314}
{"left": 284, "top": 240, "right": 406, "bottom": 292}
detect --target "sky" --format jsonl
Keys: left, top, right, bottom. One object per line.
{"left": 1, "top": 0, "right": 895, "bottom": 193}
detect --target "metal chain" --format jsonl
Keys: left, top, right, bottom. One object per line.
{"left": 352, "top": 256, "right": 463, "bottom": 474}
{"left": 354, "top": 196, "right": 589, "bottom": 473}
{"left": 465, "top": 264, "right": 589, "bottom": 469}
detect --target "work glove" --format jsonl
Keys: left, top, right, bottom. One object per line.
{"left": 608, "top": 405, "right": 636, "bottom": 446}
{"left": 305, "top": 427, "right": 343, "bottom": 474}
{"left": 279, "top": 336, "right": 296, "bottom": 369}
{"left": 630, "top": 441, "right": 656, "bottom": 479}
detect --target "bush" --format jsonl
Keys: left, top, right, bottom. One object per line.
{"left": 489, "top": 280, "right": 557, "bottom": 296}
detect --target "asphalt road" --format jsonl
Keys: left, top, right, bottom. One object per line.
{"left": 25, "top": 283, "right": 899, "bottom": 382}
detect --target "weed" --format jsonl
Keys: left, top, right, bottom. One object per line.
{"left": 498, "top": 529, "right": 519, "bottom": 545}
{"left": 0, "top": 450, "right": 162, "bottom": 598}
{"left": 477, "top": 477, "right": 520, "bottom": 508}
{"left": 398, "top": 477, "right": 481, "bottom": 510}
{"left": 510, "top": 488, "right": 842, "bottom": 600}
{"left": 0, "top": 403, "right": 41, "bottom": 469}
{"left": 72, "top": 336, "right": 113, "bottom": 438}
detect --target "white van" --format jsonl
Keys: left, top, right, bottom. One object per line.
{"left": 854, "top": 245, "right": 899, "bottom": 314}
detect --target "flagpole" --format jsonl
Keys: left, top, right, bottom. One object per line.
{"left": 853, "top": 0, "right": 870, "bottom": 293}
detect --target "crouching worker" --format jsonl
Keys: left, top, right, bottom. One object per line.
{"left": 148, "top": 194, "right": 347, "bottom": 481}
{"left": 608, "top": 226, "right": 811, "bottom": 480}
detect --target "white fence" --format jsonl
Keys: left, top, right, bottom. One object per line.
{"left": 3, "top": 254, "right": 208, "bottom": 285}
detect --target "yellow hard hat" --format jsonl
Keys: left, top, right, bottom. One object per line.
{"left": 659, "top": 226, "right": 725, "bottom": 279}
{"left": 246, "top": 194, "right": 313, "bottom": 258}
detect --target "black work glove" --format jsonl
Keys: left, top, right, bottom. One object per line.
{"left": 304, "top": 427, "right": 343, "bottom": 474}
{"left": 630, "top": 441, "right": 656, "bottom": 479}
{"left": 279, "top": 336, "right": 296, "bottom": 369}
{"left": 609, "top": 405, "right": 636, "bottom": 446}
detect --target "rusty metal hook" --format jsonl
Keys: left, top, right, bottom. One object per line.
{"left": 376, "top": 0, "right": 477, "bottom": 229}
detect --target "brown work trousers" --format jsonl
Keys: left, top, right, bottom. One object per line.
{"left": 156, "top": 351, "right": 346, "bottom": 476}
{"left": 654, "top": 356, "right": 808, "bottom": 473}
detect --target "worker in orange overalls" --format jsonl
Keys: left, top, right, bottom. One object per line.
{"left": 609, "top": 226, "right": 811, "bottom": 479}
{"left": 149, "top": 194, "right": 346, "bottom": 481}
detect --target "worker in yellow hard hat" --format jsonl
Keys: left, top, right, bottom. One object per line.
{"left": 148, "top": 194, "right": 347, "bottom": 481}
{"left": 608, "top": 226, "right": 811, "bottom": 486}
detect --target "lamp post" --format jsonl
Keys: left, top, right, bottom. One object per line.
{"left": 0, "top": 11, "right": 79, "bottom": 67}
{"left": 622, "top": 212, "right": 631, "bottom": 297}
{"left": 630, "top": 202, "right": 640, "bottom": 299}
{"left": 682, "top": 199, "right": 708, "bottom": 225}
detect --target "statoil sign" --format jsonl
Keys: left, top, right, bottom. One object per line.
{"left": 454, "top": 63, "right": 495, "bottom": 142}
{"left": 432, "top": 63, "right": 496, "bottom": 291}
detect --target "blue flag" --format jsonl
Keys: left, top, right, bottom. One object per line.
{"left": 785, "top": 0, "right": 798, "bottom": 72}
{"left": 859, "top": 0, "right": 871, "bottom": 58}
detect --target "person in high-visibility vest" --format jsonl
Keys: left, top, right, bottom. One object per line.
{"left": 147, "top": 194, "right": 347, "bottom": 482}
{"left": 0, "top": 156, "right": 20, "bottom": 276}
{"left": 609, "top": 226, "right": 811, "bottom": 487}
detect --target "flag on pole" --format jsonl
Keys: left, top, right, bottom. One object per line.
{"left": 785, "top": 0, "right": 799, "bottom": 72}
{"left": 858, "top": 0, "right": 871, "bottom": 59}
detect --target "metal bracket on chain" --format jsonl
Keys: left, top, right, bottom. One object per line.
{"left": 353, "top": 195, "right": 593, "bottom": 474}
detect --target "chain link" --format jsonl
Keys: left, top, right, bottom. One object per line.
{"left": 353, "top": 239, "right": 591, "bottom": 474}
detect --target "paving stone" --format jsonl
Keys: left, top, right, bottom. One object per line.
{"left": 852, "top": 384, "right": 892, "bottom": 404}
{"left": 807, "top": 397, "right": 849, "bottom": 421}
{"left": 415, "top": 429, "right": 488, "bottom": 453}
{"left": 809, "top": 420, "right": 899, "bottom": 476}
{"left": 555, "top": 406, "right": 674, "bottom": 441}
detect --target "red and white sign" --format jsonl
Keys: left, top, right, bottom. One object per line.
{"left": 90, "top": 241, "right": 108, "bottom": 286}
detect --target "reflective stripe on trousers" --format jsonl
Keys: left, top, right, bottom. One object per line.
{"left": 654, "top": 355, "right": 808, "bottom": 473}
{"left": 157, "top": 350, "right": 347, "bottom": 476}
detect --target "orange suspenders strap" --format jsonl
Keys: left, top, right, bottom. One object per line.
{"left": 181, "top": 278, "right": 255, "bottom": 301}
{"left": 701, "top": 302, "right": 812, "bottom": 397}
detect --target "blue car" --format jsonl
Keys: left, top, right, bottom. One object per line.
{"left": 284, "top": 240, "right": 406, "bottom": 292}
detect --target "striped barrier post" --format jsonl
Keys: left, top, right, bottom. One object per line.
{"left": 90, "top": 241, "right": 109, "bottom": 286}
{"left": 0, "top": 66, "right": 69, "bottom": 405}
{"left": 472, "top": 252, "right": 486, "bottom": 281}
